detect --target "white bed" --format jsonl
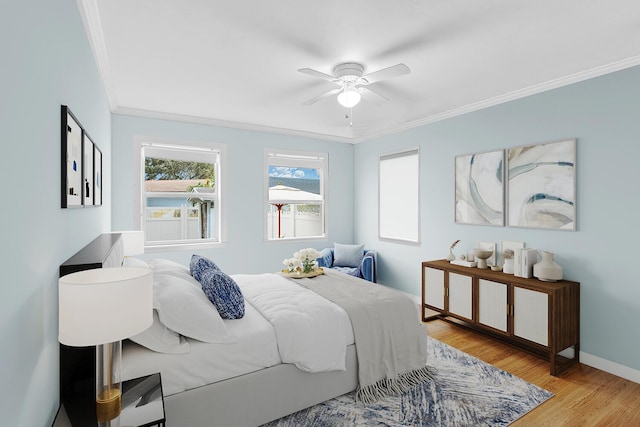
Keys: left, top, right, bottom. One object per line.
{"left": 59, "top": 234, "right": 427, "bottom": 427}
{"left": 121, "top": 259, "right": 363, "bottom": 426}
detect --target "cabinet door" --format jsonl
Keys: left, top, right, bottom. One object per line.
{"left": 423, "top": 267, "right": 444, "bottom": 310}
{"left": 448, "top": 273, "right": 472, "bottom": 320}
{"left": 513, "top": 286, "right": 548, "bottom": 346}
{"left": 478, "top": 279, "right": 508, "bottom": 332}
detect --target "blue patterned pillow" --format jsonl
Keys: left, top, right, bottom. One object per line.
{"left": 190, "top": 254, "right": 220, "bottom": 282}
{"left": 199, "top": 269, "right": 245, "bottom": 319}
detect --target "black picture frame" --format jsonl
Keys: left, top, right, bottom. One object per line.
{"left": 61, "top": 106, "right": 83, "bottom": 208}
{"left": 83, "top": 131, "right": 95, "bottom": 206}
{"left": 94, "top": 144, "right": 102, "bottom": 206}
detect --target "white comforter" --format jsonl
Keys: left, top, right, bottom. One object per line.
{"left": 235, "top": 273, "right": 354, "bottom": 373}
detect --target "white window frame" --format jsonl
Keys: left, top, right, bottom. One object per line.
{"left": 379, "top": 147, "right": 421, "bottom": 244}
{"left": 134, "top": 135, "right": 227, "bottom": 252}
{"left": 264, "top": 148, "right": 328, "bottom": 242}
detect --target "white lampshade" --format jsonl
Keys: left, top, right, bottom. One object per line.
{"left": 337, "top": 84, "right": 361, "bottom": 108}
{"left": 117, "top": 230, "right": 144, "bottom": 256}
{"left": 59, "top": 267, "right": 153, "bottom": 347}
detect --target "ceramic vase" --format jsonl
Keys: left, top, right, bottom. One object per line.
{"left": 533, "top": 251, "right": 563, "bottom": 282}
{"left": 446, "top": 249, "right": 455, "bottom": 262}
{"left": 503, "top": 257, "right": 514, "bottom": 274}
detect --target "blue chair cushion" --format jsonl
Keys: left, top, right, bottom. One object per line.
{"left": 332, "top": 266, "right": 360, "bottom": 278}
{"left": 333, "top": 243, "right": 365, "bottom": 268}
{"left": 190, "top": 254, "right": 220, "bottom": 282}
{"left": 199, "top": 268, "right": 245, "bottom": 320}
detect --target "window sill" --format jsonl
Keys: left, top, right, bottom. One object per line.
{"left": 144, "top": 241, "right": 228, "bottom": 253}
{"left": 265, "top": 236, "right": 328, "bottom": 244}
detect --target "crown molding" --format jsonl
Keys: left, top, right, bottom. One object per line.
{"left": 351, "top": 54, "right": 640, "bottom": 144}
{"left": 76, "top": 0, "right": 118, "bottom": 110}
{"left": 113, "top": 106, "right": 356, "bottom": 144}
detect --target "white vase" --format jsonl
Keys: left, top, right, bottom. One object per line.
{"left": 533, "top": 251, "right": 563, "bottom": 282}
{"left": 446, "top": 249, "right": 455, "bottom": 262}
{"left": 503, "top": 258, "right": 514, "bottom": 274}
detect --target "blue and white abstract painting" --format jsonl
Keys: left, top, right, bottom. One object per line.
{"left": 455, "top": 150, "right": 504, "bottom": 226}
{"left": 507, "top": 139, "right": 576, "bottom": 230}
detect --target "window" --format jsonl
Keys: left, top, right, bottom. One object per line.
{"left": 265, "top": 149, "right": 327, "bottom": 241}
{"left": 136, "top": 138, "right": 225, "bottom": 249}
{"left": 379, "top": 148, "right": 420, "bottom": 244}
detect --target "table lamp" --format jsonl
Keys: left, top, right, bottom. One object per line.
{"left": 116, "top": 230, "right": 144, "bottom": 257}
{"left": 59, "top": 266, "right": 152, "bottom": 425}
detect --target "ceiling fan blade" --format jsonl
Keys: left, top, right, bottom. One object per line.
{"left": 298, "top": 68, "right": 338, "bottom": 83}
{"left": 359, "top": 86, "right": 389, "bottom": 105}
{"left": 362, "top": 63, "right": 410, "bottom": 84}
{"left": 302, "top": 88, "right": 341, "bottom": 105}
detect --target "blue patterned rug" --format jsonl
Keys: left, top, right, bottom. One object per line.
{"left": 262, "top": 337, "right": 552, "bottom": 426}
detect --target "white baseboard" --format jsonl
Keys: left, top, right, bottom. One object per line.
{"left": 580, "top": 351, "right": 640, "bottom": 385}
{"left": 383, "top": 286, "right": 640, "bottom": 386}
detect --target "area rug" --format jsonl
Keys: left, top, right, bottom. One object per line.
{"left": 262, "top": 337, "right": 553, "bottom": 426}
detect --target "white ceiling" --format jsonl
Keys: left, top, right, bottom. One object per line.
{"left": 78, "top": 0, "right": 640, "bottom": 143}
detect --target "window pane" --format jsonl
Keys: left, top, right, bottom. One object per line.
{"left": 143, "top": 148, "right": 218, "bottom": 244}
{"left": 266, "top": 152, "right": 326, "bottom": 240}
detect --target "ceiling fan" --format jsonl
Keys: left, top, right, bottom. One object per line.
{"left": 298, "top": 62, "right": 410, "bottom": 108}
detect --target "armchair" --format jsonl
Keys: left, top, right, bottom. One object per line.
{"left": 316, "top": 248, "right": 377, "bottom": 283}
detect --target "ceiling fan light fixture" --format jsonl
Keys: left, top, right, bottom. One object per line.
{"left": 337, "top": 84, "right": 361, "bottom": 108}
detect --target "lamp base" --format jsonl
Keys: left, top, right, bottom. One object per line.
{"left": 96, "top": 387, "right": 121, "bottom": 422}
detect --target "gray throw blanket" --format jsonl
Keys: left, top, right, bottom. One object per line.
{"left": 292, "top": 269, "right": 433, "bottom": 403}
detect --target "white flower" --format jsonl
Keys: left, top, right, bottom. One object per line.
{"left": 283, "top": 257, "right": 301, "bottom": 272}
{"left": 294, "top": 248, "right": 322, "bottom": 262}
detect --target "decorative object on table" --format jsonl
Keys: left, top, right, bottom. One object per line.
{"left": 263, "top": 337, "right": 553, "bottom": 427}
{"left": 450, "top": 259, "right": 477, "bottom": 268}
{"left": 467, "top": 252, "right": 475, "bottom": 262}
{"left": 477, "top": 241, "right": 497, "bottom": 266}
{"left": 533, "top": 251, "right": 564, "bottom": 282}
{"left": 501, "top": 240, "right": 525, "bottom": 273}
{"left": 507, "top": 139, "right": 576, "bottom": 230}
{"left": 282, "top": 257, "right": 301, "bottom": 273}
{"left": 58, "top": 267, "right": 153, "bottom": 424}
{"left": 491, "top": 265, "right": 503, "bottom": 272}
{"left": 473, "top": 248, "right": 494, "bottom": 269}
{"left": 455, "top": 149, "right": 505, "bottom": 226}
{"left": 447, "top": 239, "right": 460, "bottom": 262}
{"left": 502, "top": 249, "right": 515, "bottom": 274}
{"left": 281, "top": 248, "right": 324, "bottom": 277}
{"left": 515, "top": 248, "right": 537, "bottom": 279}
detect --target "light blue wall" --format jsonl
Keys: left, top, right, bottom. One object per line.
{"left": 0, "top": 1, "right": 111, "bottom": 426}
{"left": 111, "top": 114, "right": 355, "bottom": 274}
{"left": 354, "top": 65, "right": 640, "bottom": 372}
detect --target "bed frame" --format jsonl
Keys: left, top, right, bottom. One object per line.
{"left": 58, "top": 233, "right": 358, "bottom": 427}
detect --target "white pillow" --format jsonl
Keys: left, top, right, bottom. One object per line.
{"left": 123, "top": 257, "right": 150, "bottom": 268}
{"left": 153, "top": 272, "right": 237, "bottom": 344}
{"left": 129, "top": 310, "right": 190, "bottom": 354}
{"left": 147, "top": 259, "right": 194, "bottom": 282}
{"left": 333, "top": 243, "right": 365, "bottom": 268}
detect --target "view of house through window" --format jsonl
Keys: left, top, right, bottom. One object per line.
{"left": 142, "top": 143, "right": 220, "bottom": 246}
{"left": 266, "top": 150, "right": 327, "bottom": 240}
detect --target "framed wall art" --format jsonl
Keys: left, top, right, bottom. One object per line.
{"left": 455, "top": 149, "right": 504, "bottom": 226}
{"left": 507, "top": 139, "right": 576, "bottom": 230}
{"left": 83, "top": 132, "right": 95, "bottom": 206}
{"left": 61, "top": 106, "right": 83, "bottom": 208}
{"left": 94, "top": 144, "right": 102, "bottom": 206}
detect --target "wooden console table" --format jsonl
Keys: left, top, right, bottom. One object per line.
{"left": 422, "top": 259, "right": 580, "bottom": 375}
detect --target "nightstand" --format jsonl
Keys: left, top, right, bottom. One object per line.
{"left": 53, "top": 373, "right": 165, "bottom": 427}
{"left": 120, "top": 373, "right": 166, "bottom": 427}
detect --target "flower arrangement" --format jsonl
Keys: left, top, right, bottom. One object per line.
{"left": 282, "top": 257, "right": 301, "bottom": 273}
{"left": 294, "top": 248, "right": 322, "bottom": 273}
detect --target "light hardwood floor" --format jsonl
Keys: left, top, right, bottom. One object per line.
{"left": 426, "top": 318, "right": 640, "bottom": 426}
